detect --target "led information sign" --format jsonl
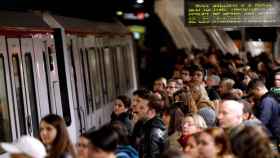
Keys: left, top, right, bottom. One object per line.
{"left": 185, "top": 0, "right": 280, "bottom": 26}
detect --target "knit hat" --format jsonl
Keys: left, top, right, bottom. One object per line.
{"left": 198, "top": 107, "right": 216, "bottom": 127}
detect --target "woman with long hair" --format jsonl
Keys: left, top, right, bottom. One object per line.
{"left": 39, "top": 114, "right": 76, "bottom": 158}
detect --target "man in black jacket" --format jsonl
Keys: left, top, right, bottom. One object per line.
{"left": 141, "top": 99, "right": 167, "bottom": 158}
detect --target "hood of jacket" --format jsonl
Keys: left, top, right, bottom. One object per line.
{"left": 116, "top": 145, "right": 139, "bottom": 158}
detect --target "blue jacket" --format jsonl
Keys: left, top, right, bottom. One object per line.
{"left": 255, "top": 93, "right": 280, "bottom": 141}
{"left": 115, "top": 145, "right": 139, "bottom": 158}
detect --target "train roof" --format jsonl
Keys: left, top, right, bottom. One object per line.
{"left": 0, "top": 10, "right": 129, "bottom": 35}
{"left": 52, "top": 15, "right": 129, "bottom": 35}
{"left": 0, "top": 10, "right": 51, "bottom": 33}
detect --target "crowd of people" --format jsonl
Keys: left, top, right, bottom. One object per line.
{"left": 1, "top": 49, "right": 280, "bottom": 158}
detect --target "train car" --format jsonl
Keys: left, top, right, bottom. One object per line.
{"left": 0, "top": 10, "right": 137, "bottom": 157}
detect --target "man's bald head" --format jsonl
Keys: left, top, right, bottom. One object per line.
{"left": 218, "top": 100, "right": 244, "bottom": 128}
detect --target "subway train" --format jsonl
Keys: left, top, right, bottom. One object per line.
{"left": 0, "top": 10, "right": 137, "bottom": 156}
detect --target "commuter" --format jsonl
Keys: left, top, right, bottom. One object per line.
{"left": 1, "top": 135, "right": 47, "bottom": 158}
{"left": 181, "top": 66, "right": 191, "bottom": 90}
{"left": 206, "top": 74, "right": 221, "bottom": 101}
{"left": 76, "top": 133, "right": 90, "bottom": 158}
{"left": 39, "top": 114, "right": 76, "bottom": 158}
{"left": 172, "top": 68, "right": 181, "bottom": 80}
{"left": 181, "top": 133, "right": 199, "bottom": 158}
{"left": 230, "top": 126, "right": 278, "bottom": 158}
{"left": 189, "top": 64, "right": 205, "bottom": 86}
{"left": 239, "top": 99, "right": 263, "bottom": 127}
{"left": 217, "top": 100, "right": 243, "bottom": 129}
{"left": 153, "top": 77, "right": 167, "bottom": 92}
{"left": 190, "top": 84, "right": 216, "bottom": 127}
{"left": 110, "top": 121, "right": 139, "bottom": 158}
{"left": 154, "top": 90, "right": 169, "bottom": 111}
{"left": 131, "top": 89, "right": 152, "bottom": 151}
{"left": 172, "top": 90, "right": 197, "bottom": 115}
{"left": 178, "top": 114, "right": 207, "bottom": 149}
{"left": 111, "top": 95, "right": 133, "bottom": 135}
{"left": 166, "top": 79, "right": 181, "bottom": 103}
{"left": 140, "top": 100, "right": 167, "bottom": 158}
{"left": 162, "top": 106, "right": 184, "bottom": 150}
{"left": 87, "top": 124, "right": 118, "bottom": 158}
{"left": 247, "top": 78, "right": 280, "bottom": 150}
{"left": 197, "top": 128, "right": 233, "bottom": 158}
{"left": 218, "top": 78, "right": 235, "bottom": 99}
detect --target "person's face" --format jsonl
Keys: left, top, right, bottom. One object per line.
{"left": 162, "top": 113, "right": 171, "bottom": 128}
{"left": 183, "top": 136, "right": 199, "bottom": 158}
{"left": 113, "top": 99, "right": 127, "bottom": 116}
{"left": 181, "top": 70, "right": 191, "bottom": 82}
{"left": 39, "top": 121, "right": 57, "bottom": 145}
{"left": 209, "top": 54, "right": 218, "bottom": 65}
{"left": 166, "top": 82, "right": 177, "bottom": 97}
{"left": 131, "top": 95, "right": 149, "bottom": 121}
{"left": 191, "top": 71, "right": 204, "bottom": 84}
{"left": 242, "top": 75, "right": 251, "bottom": 86}
{"left": 197, "top": 132, "right": 219, "bottom": 158}
{"left": 181, "top": 117, "right": 197, "bottom": 136}
{"left": 77, "top": 136, "right": 90, "bottom": 158}
{"left": 153, "top": 80, "right": 164, "bottom": 91}
{"left": 274, "top": 74, "right": 280, "bottom": 88}
{"left": 191, "top": 89, "right": 200, "bottom": 102}
{"left": 173, "top": 70, "right": 181, "bottom": 79}
{"left": 218, "top": 102, "right": 241, "bottom": 128}
{"left": 218, "top": 82, "right": 227, "bottom": 95}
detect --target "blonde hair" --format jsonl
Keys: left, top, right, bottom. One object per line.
{"left": 182, "top": 113, "right": 207, "bottom": 129}
{"left": 190, "top": 84, "right": 215, "bottom": 110}
{"left": 191, "top": 84, "right": 209, "bottom": 101}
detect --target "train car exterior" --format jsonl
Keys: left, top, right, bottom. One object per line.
{"left": 0, "top": 11, "right": 137, "bottom": 157}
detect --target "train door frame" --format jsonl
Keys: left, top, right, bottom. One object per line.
{"left": 32, "top": 36, "right": 53, "bottom": 117}
{"left": 95, "top": 37, "right": 108, "bottom": 127}
{"left": 44, "top": 37, "right": 64, "bottom": 115}
{"left": 66, "top": 34, "right": 87, "bottom": 134}
{"left": 20, "top": 37, "right": 42, "bottom": 137}
{"left": 83, "top": 36, "right": 98, "bottom": 130}
{"left": 7, "top": 37, "right": 38, "bottom": 136}
{"left": 0, "top": 36, "right": 17, "bottom": 141}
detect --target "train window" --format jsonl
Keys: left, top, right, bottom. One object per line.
{"left": 43, "top": 50, "right": 52, "bottom": 113}
{"left": 24, "top": 53, "right": 39, "bottom": 137}
{"left": 124, "top": 45, "right": 133, "bottom": 89}
{"left": 81, "top": 48, "right": 94, "bottom": 114}
{"left": 97, "top": 48, "right": 108, "bottom": 104}
{"left": 111, "top": 47, "right": 120, "bottom": 96}
{"left": 123, "top": 46, "right": 130, "bottom": 90}
{"left": 0, "top": 55, "right": 12, "bottom": 143}
{"left": 12, "top": 55, "right": 27, "bottom": 135}
{"left": 104, "top": 47, "right": 115, "bottom": 101}
{"left": 68, "top": 41, "right": 80, "bottom": 115}
{"left": 88, "top": 48, "right": 102, "bottom": 109}
{"left": 116, "top": 46, "right": 126, "bottom": 94}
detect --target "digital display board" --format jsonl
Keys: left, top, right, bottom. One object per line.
{"left": 185, "top": 0, "right": 280, "bottom": 26}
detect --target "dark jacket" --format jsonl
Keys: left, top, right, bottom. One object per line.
{"left": 116, "top": 145, "right": 139, "bottom": 158}
{"left": 255, "top": 92, "right": 280, "bottom": 142}
{"left": 131, "top": 118, "right": 148, "bottom": 151}
{"left": 111, "top": 112, "right": 133, "bottom": 135}
{"left": 141, "top": 116, "right": 167, "bottom": 158}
